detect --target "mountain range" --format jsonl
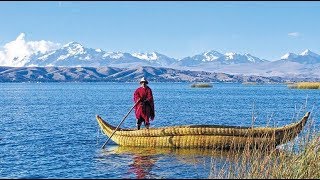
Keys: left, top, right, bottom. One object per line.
{"left": 2, "top": 41, "right": 320, "bottom": 80}
{"left": 21, "top": 41, "right": 274, "bottom": 67}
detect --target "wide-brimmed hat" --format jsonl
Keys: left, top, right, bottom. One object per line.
{"left": 140, "top": 77, "right": 148, "bottom": 84}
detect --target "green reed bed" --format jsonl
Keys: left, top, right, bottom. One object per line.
{"left": 209, "top": 118, "right": 320, "bottom": 179}
{"left": 288, "top": 82, "right": 320, "bottom": 89}
{"left": 191, "top": 83, "right": 213, "bottom": 88}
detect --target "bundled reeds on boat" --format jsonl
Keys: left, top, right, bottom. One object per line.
{"left": 96, "top": 112, "right": 310, "bottom": 149}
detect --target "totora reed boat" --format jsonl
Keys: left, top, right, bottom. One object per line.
{"left": 96, "top": 112, "right": 310, "bottom": 149}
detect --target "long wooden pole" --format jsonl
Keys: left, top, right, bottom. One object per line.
{"left": 101, "top": 99, "right": 140, "bottom": 149}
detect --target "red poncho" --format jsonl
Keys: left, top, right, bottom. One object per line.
{"left": 133, "top": 86, "right": 155, "bottom": 124}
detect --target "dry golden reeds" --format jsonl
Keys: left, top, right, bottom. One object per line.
{"left": 288, "top": 82, "right": 320, "bottom": 89}
{"left": 191, "top": 83, "right": 213, "bottom": 88}
{"left": 209, "top": 115, "right": 320, "bottom": 179}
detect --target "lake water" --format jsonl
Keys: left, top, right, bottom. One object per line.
{"left": 0, "top": 82, "right": 319, "bottom": 178}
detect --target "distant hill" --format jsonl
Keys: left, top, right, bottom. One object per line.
{"left": 0, "top": 66, "right": 290, "bottom": 83}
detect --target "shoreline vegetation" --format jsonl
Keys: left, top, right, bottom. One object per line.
{"left": 209, "top": 114, "right": 320, "bottom": 179}
{"left": 191, "top": 83, "right": 213, "bottom": 88}
{"left": 287, "top": 82, "right": 320, "bottom": 89}
{"left": 242, "top": 82, "right": 258, "bottom": 85}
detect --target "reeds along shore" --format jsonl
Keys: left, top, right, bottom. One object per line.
{"left": 191, "top": 83, "right": 213, "bottom": 88}
{"left": 288, "top": 82, "right": 320, "bottom": 89}
{"left": 209, "top": 116, "right": 320, "bottom": 179}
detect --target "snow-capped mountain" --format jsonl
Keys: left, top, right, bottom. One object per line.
{"left": 26, "top": 41, "right": 106, "bottom": 67}
{"left": 223, "top": 52, "right": 267, "bottom": 64}
{"left": 300, "top": 49, "right": 320, "bottom": 57}
{"left": 24, "top": 42, "right": 178, "bottom": 68}
{"left": 193, "top": 49, "right": 320, "bottom": 78}
{"left": 131, "top": 52, "right": 177, "bottom": 66}
{"left": 177, "top": 50, "right": 266, "bottom": 66}
{"left": 193, "top": 50, "right": 224, "bottom": 62}
{"left": 25, "top": 41, "right": 151, "bottom": 67}
{"left": 175, "top": 50, "right": 223, "bottom": 66}
{"left": 280, "top": 49, "right": 320, "bottom": 64}
{"left": 281, "top": 53, "right": 298, "bottom": 60}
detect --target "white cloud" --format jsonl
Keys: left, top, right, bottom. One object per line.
{"left": 288, "top": 32, "right": 300, "bottom": 37}
{"left": 0, "top": 33, "right": 61, "bottom": 67}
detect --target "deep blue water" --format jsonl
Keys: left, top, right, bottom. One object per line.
{"left": 0, "top": 82, "right": 319, "bottom": 178}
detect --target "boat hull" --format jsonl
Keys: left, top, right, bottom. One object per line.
{"left": 96, "top": 112, "right": 310, "bottom": 149}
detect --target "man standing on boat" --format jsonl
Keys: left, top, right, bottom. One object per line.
{"left": 133, "top": 77, "right": 155, "bottom": 130}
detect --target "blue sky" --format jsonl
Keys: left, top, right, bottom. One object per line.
{"left": 0, "top": 1, "right": 320, "bottom": 61}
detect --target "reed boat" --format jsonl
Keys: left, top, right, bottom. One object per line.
{"left": 96, "top": 112, "right": 310, "bottom": 149}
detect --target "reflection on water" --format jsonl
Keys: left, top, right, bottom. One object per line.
{"left": 113, "top": 145, "right": 233, "bottom": 156}
{"left": 128, "top": 154, "right": 157, "bottom": 179}
{"left": 96, "top": 145, "right": 254, "bottom": 178}
{"left": 96, "top": 145, "right": 296, "bottom": 179}
{"left": 96, "top": 145, "right": 219, "bottom": 178}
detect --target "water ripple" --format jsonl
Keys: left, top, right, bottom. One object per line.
{"left": 0, "top": 82, "right": 319, "bottom": 178}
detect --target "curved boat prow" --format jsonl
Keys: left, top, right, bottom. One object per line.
{"left": 302, "top": 111, "right": 310, "bottom": 128}
{"left": 277, "top": 111, "right": 311, "bottom": 144}
{"left": 304, "top": 112, "right": 310, "bottom": 121}
{"left": 96, "top": 115, "right": 117, "bottom": 138}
